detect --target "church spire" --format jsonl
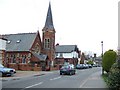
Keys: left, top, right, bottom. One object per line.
{"left": 44, "top": 2, "right": 54, "bottom": 30}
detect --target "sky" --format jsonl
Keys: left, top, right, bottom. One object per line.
{"left": 0, "top": 0, "right": 119, "bottom": 56}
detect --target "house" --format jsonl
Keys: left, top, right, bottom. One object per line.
{"left": 55, "top": 45, "right": 80, "bottom": 67}
{"left": 2, "top": 2, "right": 56, "bottom": 71}
{"left": 0, "top": 35, "right": 7, "bottom": 64}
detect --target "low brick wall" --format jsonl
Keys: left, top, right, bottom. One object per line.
{"left": 7, "top": 63, "right": 60, "bottom": 71}
{"left": 50, "top": 64, "right": 59, "bottom": 70}
{"left": 7, "top": 64, "right": 41, "bottom": 71}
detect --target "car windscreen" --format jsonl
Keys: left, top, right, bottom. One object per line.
{"left": 61, "top": 66, "right": 70, "bottom": 69}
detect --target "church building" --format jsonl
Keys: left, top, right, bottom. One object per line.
{"left": 2, "top": 2, "right": 56, "bottom": 71}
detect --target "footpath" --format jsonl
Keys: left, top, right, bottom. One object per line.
{"left": 79, "top": 71, "right": 108, "bottom": 88}
{"left": 0, "top": 70, "right": 53, "bottom": 81}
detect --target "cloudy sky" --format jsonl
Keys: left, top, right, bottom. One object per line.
{"left": 0, "top": 0, "right": 119, "bottom": 56}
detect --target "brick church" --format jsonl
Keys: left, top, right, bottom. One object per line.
{"left": 2, "top": 2, "right": 56, "bottom": 71}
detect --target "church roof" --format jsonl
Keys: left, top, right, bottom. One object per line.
{"left": 3, "top": 33, "right": 37, "bottom": 51}
{"left": 32, "top": 53, "right": 47, "bottom": 61}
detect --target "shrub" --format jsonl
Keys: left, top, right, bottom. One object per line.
{"left": 107, "top": 62, "right": 120, "bottom": 89}
{"left": 87, "top": 60, "right": 93, "bottom": 65}
{"left": 102, "top": 50, "right": 117, "bottom": 73}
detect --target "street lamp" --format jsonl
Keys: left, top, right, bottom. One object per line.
{"left": 101, "top": 41, "right": 103, "bottom": 58}
{"left": 101, "top": 41, "right": 104, "bottom": 74}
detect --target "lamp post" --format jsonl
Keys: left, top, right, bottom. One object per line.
{"left": 101, "top": 41, "right": 103, "bottom": 57}
{"left": 101, "top": 41, "right": 104, "bottom": 74}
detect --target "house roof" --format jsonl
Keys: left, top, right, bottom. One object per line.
{"left": 32, "top": 53, "right": 47, "bottom": 61}
{"left": 3, "top": 33, "right": 37, "bottom": 51}
{"left": 44, "top": 2, "right": 54, "bottom": 30}
{"left": 55, "top": 45, "right": 79, "bottom": 53}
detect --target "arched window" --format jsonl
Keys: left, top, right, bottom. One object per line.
{"left": 12, "top": 55, "right": 16, "bottom": 63}
{"left": 34, "top": 43, "right": 40, "bottom": 54}
{"left": 44, "top": 38, "right": 50, "bottom": 49}
{"left": 22, "top": 55, "right": 26, "bottom": 64}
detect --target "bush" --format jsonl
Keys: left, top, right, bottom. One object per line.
{"left": 107, "top": 62, "right": 120, "bottom": 89}
{"left": 87, "top": 60, "right": 93, "bottom": 65}
{"left": 102, "top": 50, "right": 117, "bottom": 73}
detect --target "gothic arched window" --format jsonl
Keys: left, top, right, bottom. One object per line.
{"left": 44, "top": 38, "right": 50, "bottom": 49}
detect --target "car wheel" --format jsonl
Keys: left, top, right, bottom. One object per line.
{"left": 60, "top": 73, "right": 62, "bottom": 75}
{"left": 69, "top": 72, "right": 72, "bottom": 75}
{"left": 74, "top": 72, "right": 75, "bottom": 75}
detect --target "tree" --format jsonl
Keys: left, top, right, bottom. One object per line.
{"left": 107, "top": 62, "right": 120, "bottom": 89}
{"left": 102, "top": 49, "right": 117, "bottom": 73}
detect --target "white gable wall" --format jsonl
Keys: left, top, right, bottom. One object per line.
{"left": 56, "top": 51, "right": 78, "bottom": 58}
{"left": 0, "top": 39, "right": 6, "bottom": 50}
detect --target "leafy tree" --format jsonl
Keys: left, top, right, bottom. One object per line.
{"left": 102, "top": 49, "right": 117, "bottom": 73}
{"left": 107, "top": 62, "right": 120, "bottom": 89}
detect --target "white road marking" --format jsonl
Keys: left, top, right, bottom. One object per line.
{"left": 50, "top": 76, "right": 61, "bottom": 81}
{"left": 25, "top": 82, "right": 43, "bottom": 88}
{"left": 79, "top": 78, "right": 89, "bottom": 88}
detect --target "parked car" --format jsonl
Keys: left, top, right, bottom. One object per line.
{"left": 92, "top": 64, "right": 98, "bottom": 67}
{"left": 83, "top": 64, "right": 89, "bottom": 69}
{"left": 60, "top": 64, "right": 76, "bottom": 75}
{"left": 0, "top": 64, "right": 16, "bottom": 77}
{"left": 88, "top": 64, "right": 92, "bottom": 68}
{"left": 76, "top": 64, "right": 84, "bottom": 69}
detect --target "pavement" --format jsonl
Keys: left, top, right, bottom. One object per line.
{"left": 0, "top": 70, "right": 53, "bottom": 81}
{"left": 79, "top": 71, "right": 108, "bottom": 88}
{"left": 0, "top": 69, "right": 108, "bottom": 88}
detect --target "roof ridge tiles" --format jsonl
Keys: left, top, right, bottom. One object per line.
{"left": 2, "top": 32, "right": 37, "bottom": 36}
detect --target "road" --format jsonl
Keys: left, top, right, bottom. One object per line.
{"left": 2, "top": 67, "right": 102, "bottom": 89}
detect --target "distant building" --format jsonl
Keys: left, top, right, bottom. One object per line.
{"left": 55, "top": 45, "right": 80, "bottom": 66}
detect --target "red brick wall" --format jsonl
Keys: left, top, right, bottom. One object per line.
{"left": 42, "top": 29, "right": 55, "bottom": 64}
{"left": 55, "top": 58, "right": 78, "bottom": 67}
{"left": 30, "top": 31, "right": 42, "bottom": 53}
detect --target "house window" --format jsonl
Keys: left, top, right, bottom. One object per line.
{"left": 44, "top": 38, "right": 50, "bottom": 49}
{"left": 34, "top": 43, "right": 40, "bottom": 54}
{"left": 56, "top": 53, "right": 58, "bottom": 57}
{"left": 11, "top": 55, "right": 16, "bottom": 63}
{"left": 60, "top": 53, "right": 63, "bottom": 57}
{"left": 22, "top": 55, "right": 26, "bottom": 64}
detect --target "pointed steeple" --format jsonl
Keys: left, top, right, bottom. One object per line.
{"left": 44, "top": 2, "right": 54, "bottom": 30}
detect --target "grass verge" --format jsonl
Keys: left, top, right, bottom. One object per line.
{"left": 102, "top": 73, "right": 108, "bottom": 85}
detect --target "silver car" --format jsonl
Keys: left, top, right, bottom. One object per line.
{"left": 0, "top": 64, "right": 16, "bottom": 76}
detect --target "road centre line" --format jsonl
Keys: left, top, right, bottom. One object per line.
{"left": 50, "top": 76, "right": 61, "bottom": 81}
{"left": 24, "top": 82, "right": 43, "bottom": 88}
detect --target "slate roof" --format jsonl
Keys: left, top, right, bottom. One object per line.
{"left": 44, "top": 2, "right": 54, "bottom": 30}
{"left": 55, "top": 45, "right": 79, "bottom": 53}
{"left": 32, "top": 53, "right": 47, "bottom": 61}
{"left": 3, "top": 33, "right": 37, "bottom": 51}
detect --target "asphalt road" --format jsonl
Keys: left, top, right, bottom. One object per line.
{"left": 2, "top": 67, "right": 102, "bottom": 89}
